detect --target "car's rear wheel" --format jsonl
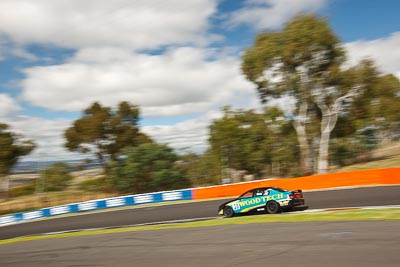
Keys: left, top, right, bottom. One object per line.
{"left": 266, "top": 201, "right": 280, "bottom": 214}
{"left": 223, "top": 206, "right": 235, "bottom": 218}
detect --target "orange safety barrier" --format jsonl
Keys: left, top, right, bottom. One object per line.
{"left": 192, "top": 168, "right": 400, "bottom": 200}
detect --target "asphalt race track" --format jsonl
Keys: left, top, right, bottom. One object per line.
{"left": 1, "top": 221, "right": 399, "bottom": 267}
{"left": 1, "top": 185, "right": 400, "bottom": 240}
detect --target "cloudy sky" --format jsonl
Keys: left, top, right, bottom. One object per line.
{"left": 0, "top": 0, "right": 399, "bottom": 162}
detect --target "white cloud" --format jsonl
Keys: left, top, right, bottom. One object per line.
{"left": 3, "top": 116, "right": 84, "bottom": 162}
{"left": 20, "top": 47, "right": 255, "bottom": 116}
{"left": 226, "top": 0, "right": 327, "bottom": 30}
{"left": 3, "top": 0, "right": 318, "bottom": 159}
{"left": 0, "top": 94, "right": 20, "bottom": 116}
{"left": 345, "top": 32, "right": 400, "bottom": 78}
{"left": 3, "top": 111, "right": 219, "bottom": 161}
{"left": 0, "top": 0, "right": 219, "bottom": 50}
{"left": 11, "top": 47, "right": 38, "bottom": 61}
{"left": 142, "top": 110, "right": 222, "bottom": 153}
{"left": 4, "top": 111, "right": 218, "bottom": 162}
{"left": 16, "top": 45, "right": 259, "bottom": 158}
{"left": 0, "top": 38, "right": 38, "bottom": 61}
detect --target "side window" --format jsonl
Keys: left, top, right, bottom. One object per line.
{"left": 240, "top": 191, "right": 254, "bottom": 199}
{"left": 264, "top": 189, "right": 270, "bottom": 196}
{"left": 254, "top": 189, "right": 264, "bottom": 197}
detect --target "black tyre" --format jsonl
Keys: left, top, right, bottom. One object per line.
{"left": 266, "top": 201, "right": 280, "bottom": 214}
{"left": 223, "top": 206, "right": 235, "bottom": 218}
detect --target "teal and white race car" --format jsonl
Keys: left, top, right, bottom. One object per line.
{"left": 218, "top": 187, "right": 305, "bottom": 217}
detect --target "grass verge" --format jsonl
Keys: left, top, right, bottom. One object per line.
{"left": 1, "top": 208, "right": 399, "bottom": 246}
{"left": 336, "top": 155, "right": 400, "bottom": 172}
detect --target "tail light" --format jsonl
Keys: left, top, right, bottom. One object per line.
{"left": 290, "top": 190, "right": 303, "bottom": 199}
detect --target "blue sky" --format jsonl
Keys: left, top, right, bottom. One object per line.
{"left": 0, "top": 0, "right": 399, "bottom": 161}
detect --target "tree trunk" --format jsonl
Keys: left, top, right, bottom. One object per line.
{"left": 293, "top": 121, "right": 313, "bottom": 175}
{"left": 315, "top": 88, "right": 358, "bottom": 174}
{"left": 316, "top": 105, "right": 337, "bottom": 174}
{"left": 318, "top": 128, "right": 330, "bottom": 174}
{"left": 292, "top": 101, "right": 313, "bottom": 175}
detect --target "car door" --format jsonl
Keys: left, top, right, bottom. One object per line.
{"left": 236, "top": 189, "right": 265, "bottom": 213}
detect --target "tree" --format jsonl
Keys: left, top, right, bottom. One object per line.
{"left": 209, "top": 107, "right": 272, "bottom": 177}
{"left": 242, "top": 14, "right": 384, "bottom": 174}
{"left": 37, "top": 162, "right": 73, "bottom": 192}
{"left": 350, "top": 72, "right": 400, "bottom": 140}
{"left": 177, "top": 152, "right": 203, "bottom": 186}
{"left": 208, "top": 106, "right": 299, "bottom": 178}
{"left": 194, "top": 148, "right": 222, "bottom": 185}
{"left": 0, "top": 123, "right": 35, "bottom": 198}
{"left": 265, "top": 108, "right": 301, "bottom": 177}
{"left": 330, "top": 69, "right": 400, "bottom": 165}
{"left": 107, "top": 143, "right": 191, "bottom": 193}
{"left": 65, "top": 101, "right": 152, "bottom": 166}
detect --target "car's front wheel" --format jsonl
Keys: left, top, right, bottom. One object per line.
{"left": 266, "top": 201, "right": 280, "bottom": 214}
{"left": 223, "top": 206, "right": 235, "bottom": 218}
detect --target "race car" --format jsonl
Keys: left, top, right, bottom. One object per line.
{"left": 218, "top": 187, "right": 305, "bottom": 217}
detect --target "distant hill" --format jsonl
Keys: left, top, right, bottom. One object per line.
{"left": 12, "top": 159, "right": 103, "bottom": 174}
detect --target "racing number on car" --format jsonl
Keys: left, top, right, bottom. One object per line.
{"left": 232, "top": 202, "right": 241, "bottom": 211}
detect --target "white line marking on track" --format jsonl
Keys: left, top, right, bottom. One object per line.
{"left": 320, "top": 232, "right": 353, "bottom": 238}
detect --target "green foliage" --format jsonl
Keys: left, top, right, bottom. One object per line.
{"left": 0, "top": 123, "right": 36, "bottom": 176}
{"left": 79, "top": 177, "right": 114, "bottom": 193}
{"left": 242, "top": 14, "right": 344, "bottom": 103}
{"left": 332, "top": 67, "right": 400, "bottom": 165}
{"left": 209, "top": 107, "right": 269, "bottom": 175}
{"left": 180, "top": 149, "right": 222, "bottom": 186}
{"left": 330, "top": 138, "right": 358, "bottom": 167}
{"left": 107, "top": 143, "right": 191, "bottom": 193}
{"left": 9, "top": 183, "right": 36, "bottom": 197}
{"left": 208, "top": 107, "right": 299, "bottom": 178}
{"left": 348, "top": 72, "right": 400, "bottom": 137}
{"left": 175, "top": 153, "right": 201, "bottom": 186}
{"left": 241, "top": 14, "right": 347, "bottom": 174}
{"left": 37, "top": 162, "right": 73, "bottom": 192}
{"left": 64, "top": 101, "right": 152, "bottom": 165}
{"left": 241, "top": 14, "right": 400, "bottom": 174}
{"left": 0, "top": 123, "right": 35, "bottom": 198}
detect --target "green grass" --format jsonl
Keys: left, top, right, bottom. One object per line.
{"left": 1, "top": 208, "right": 399, "bottom": 246}
{"left": 337, "top": 155, "right": 400, "bottom": 172}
